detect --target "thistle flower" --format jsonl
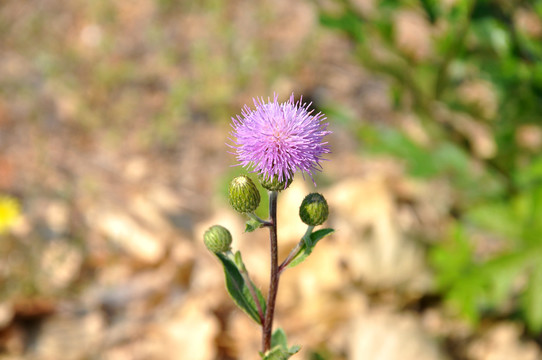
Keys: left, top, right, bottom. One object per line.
{"left": 229, "top": 94, "right": 331, "bottom": 185}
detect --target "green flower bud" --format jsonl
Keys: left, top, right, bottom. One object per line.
{"left": 229, "top": 175, "right": 260, "bottom": 213}
{"left": 259, "top": 173, "right": 293, "bottom": 192}
{"left": 203, "top": 225, "right": 232, "bottom": 253}
{"left": 299, "top": 193, "right": 329, "bottom": 226}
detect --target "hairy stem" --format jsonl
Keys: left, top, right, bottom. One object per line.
{"left": 262, "top": 190, "right": 279, "bottom": 353}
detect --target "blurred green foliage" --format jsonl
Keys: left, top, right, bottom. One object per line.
{"left": 317, "top": 0, "right": 542, "bottom": 333}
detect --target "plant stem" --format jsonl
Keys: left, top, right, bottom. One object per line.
{"left": 262, "top": 190, "right": 279, "bottom": 353}
{"left": 279, "top": 226, "right": 314, "bottom": 274}
{"left": 248, "top": 212, "right": 272, "bottom": 227}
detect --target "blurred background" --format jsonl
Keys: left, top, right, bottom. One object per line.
{"left": 1, "top": 0, "right": 542, "bottom": 359}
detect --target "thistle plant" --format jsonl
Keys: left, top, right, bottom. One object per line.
{"left": 203, "top": 94, "right": 333, "bottom": 359}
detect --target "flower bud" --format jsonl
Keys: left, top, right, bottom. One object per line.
{"left": 203, "top": 225, "right": 232, "bottom": 253}
{"left": 259, "top": 173, "right": 293, "bottom": 192}
{"left": 229, "top": 175, "right": 260, "bottom": 213}
{"left": 299, "top": 193, "right": 329, "bottom": 226}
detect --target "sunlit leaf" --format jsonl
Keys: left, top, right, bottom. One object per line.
{"left": 216, "top": 252, "right": 266, "bottom": 324}
{"left": 288, "top": 228, "right": 334, "bottom": 268}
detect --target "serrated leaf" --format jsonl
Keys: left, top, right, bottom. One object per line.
{"left": 288, "top": 228, "right": 334, "bottom": 268}
{"left": 216, "top": 252, "right": 265, "bottom": 324}
{"left": 245, "top": 218, "right": 263, "bottom": 232}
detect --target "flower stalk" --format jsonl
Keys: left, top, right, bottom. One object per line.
{"left": 262, "top": 190, "right": 279, "bottom": 352}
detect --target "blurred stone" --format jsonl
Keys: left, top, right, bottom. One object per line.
{"left": 265, "top": 0, "right": 316, "bottom": 55}
{"left": 516, "top": 124, "right": 542, "bottom": 152}
{"left": 326, "top": 177, "right": 432, "bottom": 291}
{"left": 39, "top": 240, "right": 83, "bottom": 291}
{"left": 456, "top": 115, "right": 497, "bottom": 159}
{"left": 515, "top": 9, "right": 542, "bottom": 38}
{"left": 0, "top": 156, "right": 15, "bottom": 190}
{"left": 0, "top": 323, "right": 25, "bottom": 356}
{"left": 88, "top": 208, "right": 165, "bottom": 264}
{"left": 393, "top": 178, "right": 452, "bottom": 241}
{"left": 395, "top": 10, "right": 432, "bottom": 61}
{"left": 147, "top": 184, "right": 183, "bottom": 213}
{"left": 130, "top": 193, "right": 174, "bottom": 236}
{"left": 352, "top": 0, "right": 377, "bottom": 17}
{"left": 32, "top": 311, "right": 105, "bottom": 360}
{"left": 86, "top": 263, "right": 176, "bottom": 312}
{"left": 349, "top": 310, "right": 447, "bottom": 360}
{"left": 467, "top": 323, "right": 541, "bottom": 360}
{"left": 157, "top": 294, "right": 220, "bottom": 360}
{"left": 436, "top": 105, "right": 497, "bottom": 159}
{"left": 12, "top": 298, "right": 55, "bottom": 318}
{"left": 79, "top": 23, "right": 103, "bottom": 49}
{"left": 457, "top": 80, "right": 498, "bottom": 120}
{"left": 399, "top": 113, "right": 431, "bottom": 146}
{"left": 230, "top": 311, "right": 261, "bottom": 360}
{"left": 279, "top": 230, "right": 347, "bottom": 308}
{"left": 103, "top": 340, "right": 159, "bottom": 360}
{"left": 0, "top": 302, "right": 14, "bottom": 329}
{"left": 123, "top": 157, "right": 149, "bottom": 182}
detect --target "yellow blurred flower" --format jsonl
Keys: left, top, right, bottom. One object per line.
{"left": 0, "top": 195, "right": 20, "bottom": 234}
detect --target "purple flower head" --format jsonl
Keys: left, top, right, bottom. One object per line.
{"left": 229, "top": 94, "right": 331, "bottom": 185}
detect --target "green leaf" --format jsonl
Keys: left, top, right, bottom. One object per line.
{"left": 429, "top": 223, "right": 473, "bottom": 288}
{"left": 419, "top": 0, "right": 440, "bottom": 23}
{"left": 271, "top": 328, "right": 288, "bottom": 350}
{"left": 466, "top": 201, "right": 521, "bottom": 240}
{"left": 288, "top": 345, "right": 301, "bottom": 354}
{"left": 288, "top": 228, "right": 334, "bottom": 268}
{"left": 522, "top": 264, "right": 542, "bottom": 333}
{"left": 481, "top": 252, "right": 529, "bottom": 308}
{"left": 446, "top": 272, "right": 485, "bottom": 325}
{"left": 245, "top": 218, "right": 263, "bottom": 233}
{"left": 215, "top": 252, "right": 265, "bottom": 324}
{"left": 261, "top": 329, "right": 301, "bottom": 360}
{"left": 318, "top": 11, "right": 365, "bottom": 43}
{"left": 261, "top": 347, "right": 290, "bottom": 360}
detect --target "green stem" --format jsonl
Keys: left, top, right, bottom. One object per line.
{"left": 434, "top": 0, "right": 477, "bottom": 99}
{"left": 278, "top": 226, "right": 314, "bottom": 273}
{"left": 262, "top": 190, "right": 279, "bottom": 353}
{"left": 248, "top": 212, "right": 272, "bottom": 227}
